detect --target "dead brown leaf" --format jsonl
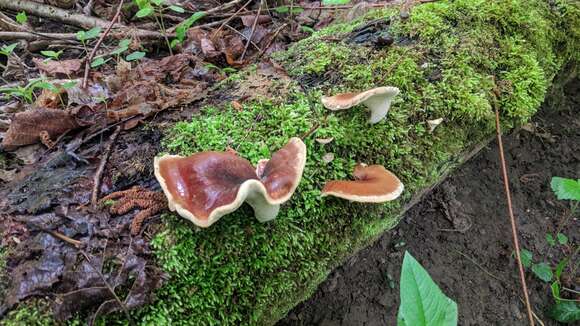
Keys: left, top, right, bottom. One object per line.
{"left": 33, "top": 58, "right": 82, "bottom": 77}
{"left": 2, "top": 109, "right": 80, "bottom": 150}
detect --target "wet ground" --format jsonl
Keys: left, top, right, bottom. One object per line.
{"left": 279, "top": 80, "right": 579, "bottom": 325}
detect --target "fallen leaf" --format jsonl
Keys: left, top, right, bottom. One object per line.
{"left": 33, "top": 58, "right": 82, "bottom": 76}
{"left": 2, "top": 109, "right": 80, "bottom": 150}
{"left": 316, "top": 137, "right": 334, "bottom": 144}
{"left": 231, "top": 100, "right": 243, "bottom": 111}
{"left": 322, "top": 153, "right": 335, "bottom": 163}
{"left": 427, "top": 118, "right": 444, "bottom": 133}
{"left": 240, "top": 15, "right": 271, "bottom": 27}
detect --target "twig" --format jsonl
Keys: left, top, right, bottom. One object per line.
{"left": 492, "top": 84, "right": 535, "bottom": 326}
{"left": 45, "top": 229, "right": 82, "bottom": 247}
{"left": 453, "top": 249, "right": 507, "bottom": 284}
{"left": 0, "top": 31, "right": 78, "bottom": 41}
{"left": 204, "top": 0, "right": 243, "bottom": 15}
{"left": 91, "top": 126, "right": 121, "bottom": 207}
{"left": 257, "top": 23, "right": 287, "bottom": 58}
{"left": 241, "top": 0, "right": 262, "bottom": 60}
{"left": 80, "top": 251, "right": 135, "bottom": 326}
{"left": 213, "top": 0, "right": 253, "bottom": 37}
{"left": 82, "top": 0, "right": 124, "bottom": 89}
{"left": 0, "top": 11, "right": 27, "bottom": 32}
{"left": 300, "top": 122, "right": 320, "bottom": 140}
{"left": 224, "top": 24, "right": 261, "bottom": 51}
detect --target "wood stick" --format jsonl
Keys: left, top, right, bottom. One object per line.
{"left": 240, "top": 0, "right": 262, "bottom": 60}
{"left": 91, "top": 126, "right": 121, "bottom": 207}
{"left": 0, "top": 31, "right": 78, "bottom": 41}
{"left": 82, "top": 0, "right": 124, "bottom": 89}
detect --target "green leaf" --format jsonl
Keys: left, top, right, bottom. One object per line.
{"left": 135, "top": 0, "right": 149, "bottom": 9}
{"left": 33, "top": 81, "right": 58, "bottom": 92}
{"left": 273, "top": 6, "right": 304, "bottom": 14}
{"left": 16, "top": 11, "right": 27, "bottom": 24}
{"left": 546, "top": 234, "right": 556, "bottom": 246}
{"left": 175, "top": 12, "right": 206, "bottom": 42}
{"left": 0, "top": 43, "right": 18, "bottom": 56}
{"left": 557, "top": 233, "right": 568, "bottom": 245}
{"left": 551, "top": 177, "right": 580, "bottom": 201}
{"left": 91, "top": 57, "right": 108, "bottom": 68}
{"left": 548, "top": 302, "right": 580, "bottom": 323}
{"left": 135, "top": 7, "right": 154, "bottom": 18}
{"left": 61, "top": 81, "right": 77, "bottom": 90}
{"left": 322, "top": 0, "right": 351, "bottom": 5}
{"left": 520, "top": 249, "right": 533, "bottom": 268}
{"left": 126, "top": 51, "right": 146, "bottom": 61}
{"left": 301, "top": 25, "right": 316, "bottom": 34}
{"left": 554, "top": 258, "right": 569, "bottom": 280}
{"left": 76, "top": 31, "right": 86, "bottom": 41}
{"left": 550, "top": 281, "right": 560, "bottom": 300}
{"left": 85, "top": 27, "right": 102, "bottom": 39}
{"left": 531, "top": 262, "right": 553, "bottom": 282}
{"left": 398, "top": 251, "right": 458, "bottom": 326}
{"left": 151, "top": 0, "right": 164, "bottom": 5}
{"left": 40, "top": 50, "right": 62, "bottom": 59}
{"left": 169, "top": 5, "right": 185, "bottom": 13}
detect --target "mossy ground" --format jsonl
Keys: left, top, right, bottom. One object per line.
{"left": 3, "top": 0, "right": 578, "bottom": 325}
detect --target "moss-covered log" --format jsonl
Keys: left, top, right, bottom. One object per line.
{"left": 133, "top": 1, "right": 578, "bottom": 325}
{"left": 4, "top": 0, "right": 577, "bottom": 325}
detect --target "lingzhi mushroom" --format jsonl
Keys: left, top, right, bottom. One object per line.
{"left": 154, "top": 137, "right": 306, "bottom": 227}
{"left": 321, "top": 86, "right": 400, "bottom": 124}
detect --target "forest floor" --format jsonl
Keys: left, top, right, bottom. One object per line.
{"left": 279, "top": 79, "right": 580, "bottom": 325}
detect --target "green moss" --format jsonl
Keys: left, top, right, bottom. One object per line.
{"left": 125, "top": 1, "right": 577, "bottom": 325}
{"left": 2, "top": 300, "right": 54, "bottom": 326}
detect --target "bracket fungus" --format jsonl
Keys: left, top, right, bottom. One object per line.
{"left": 154, "top": 137, "right": 306, "bottom": 227}
{"left": 321, "top": 86, "right": 400, "bottom": 124}
{"left": 321, "top": 164, "right": 404, "bottom": 202}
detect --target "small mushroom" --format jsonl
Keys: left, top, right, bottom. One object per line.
{"left": 154, "top": 137, "right": 307, "bottom": 227}
{"left": 321, "top": 86, "right": 400, "bottom": 124}
{"left": 427, "top": 118, "right": 444, "bottom": 133}
{"left": 321, "top": 163, "right": 404, "bottom": 202}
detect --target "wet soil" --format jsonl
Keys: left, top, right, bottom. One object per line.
{"left": 279, "top": 80, "right": 580, "bottom": 326}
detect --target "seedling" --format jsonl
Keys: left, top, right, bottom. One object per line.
{"left": 133, "top": 0, "right": 190, "bottom": 53}
{"left": 520, "top": 176, "right": 580, "bottom": 323}
{"left": 16, "top": 11, "right": 27, "bottom": 25}
{"left": 0, "top": 78, "right": 59, "bottom": 103}
{"left": 40, "top": 50, "right": 63, "bottom": 61}
{"left": 0, "top": 43, "right": 18, "bottom": 57}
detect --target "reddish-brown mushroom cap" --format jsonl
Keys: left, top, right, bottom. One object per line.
{"left": 154, "top": 137, "right": 306, "bottom": 227}
{"left": 321, "top": 86, "right": 400, "bottom": 124}
{"left": 321, "top": 164, "right": 404, "bottom": 202}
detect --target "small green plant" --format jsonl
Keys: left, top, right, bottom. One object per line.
{"left": 171, "top": 11, "right": 205, "bottom": 48}
{"left": 40, "top": 50, "right": 63, "bottom": 60}
{"left": 398, "top": 251, "right": 458, "bottom": 326}
{"left": 524, "top": 176, "right": 580, "bottom": 324}
{"left": 0, "top": 43, "right": 18, "bottom": 57}
{"left": 126, "top": 51, "right": 146, "bottom": 61}
{"left": 15, "top": 11, "right": 27, "bottom": 24}
{"left": 90, "top": 38, "right": 132, "bottom": 68}
{"left": 133, "top": 0, "right": 189, "bottom": 53}
{"left": 0, "top": 78, "right": 59, "bottom": 103}
{"left": 76, "top": 27, "right": 102, "bottom": 54}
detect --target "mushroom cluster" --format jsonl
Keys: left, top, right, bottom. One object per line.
{"left": 154, "top": 137, "right": 306, "bottom": 227}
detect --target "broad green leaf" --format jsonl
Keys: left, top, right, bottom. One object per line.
{"left": 110, "top": 39, "right": 131, "bottom": 55}
{"left": 0, "top": 43, "right": 18, "bottom": 55}
{"left": 322, "top": 0, "right": 350, "bottom": 5}
{"left": 520, "top": 249, "right": 533, "bottom": 268}
{"left": 136, "top": 7, "right": 154, "bottom": 18}
{"left": 76, "top": 31, "right": 86, "bottom": 41}
{"left": 91, "top": 57, "right": 108, "bottom": 68}
{"left": 135, "top": 0, "right": 149, "bottom": 9}
{"left": 548, "top": 302, "right": 580, "bottom": 323}
{"left": 398, "top": 251, "right": 458, "bottom": 326}
{"left": 16, "top": 11, "right": 27, "bottom": 24}
{"left": 152, "top": 0, "right": 165, "bottom": 5}
{"left": 169, "top": 5, "right": 184, "bottom": 13}
{"left": 546, "top": 234, "right": 556, "bottom": 246}
{"left": 301, "top": 25, "right": 316, "bottom": 34}
{"left": 557, "top": 233, "right": 568, "bottom": 245}
{"left": 126, "top": 51, "right": 146, "bottom": 61}
{"left": 551, "top": 177, "right": 580, "bottom": 201}
{"left": 531, "top": 262, "right": 552, "bottom": 282}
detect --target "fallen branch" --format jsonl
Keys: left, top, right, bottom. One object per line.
{"left": 82, "top": 0, "right": 124, "bottom": 89}
{"left": 0, "top": 0, "right": 167, "bottom": 38}
{"left": 0, "top": 31, "right": 78, "bottom": 41}
{"left": 492, "top": 84, "right": 535, "bottom": 326}
{"left": 240, "top": 0, "right": 263, "bottom": 60}
{"left": 0, "top": 0, "right": 112, "bottom": 29}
